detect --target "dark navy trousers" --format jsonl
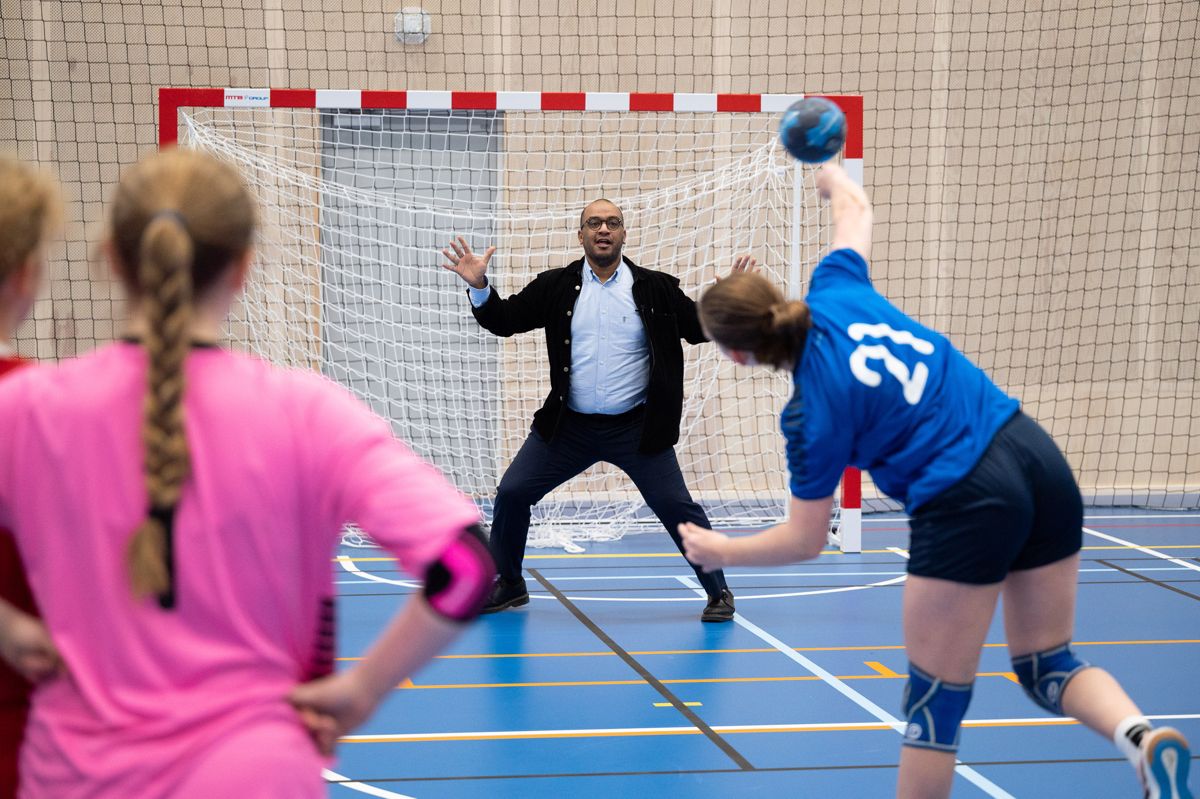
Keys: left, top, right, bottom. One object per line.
{"left": 488, "top": 405, "right": 729, "bottom": 599}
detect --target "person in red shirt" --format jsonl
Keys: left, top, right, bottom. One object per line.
{"left": 0, "top": 156, "right": 63, "bottom": 798}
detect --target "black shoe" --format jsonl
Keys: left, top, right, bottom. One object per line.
{"left": 701, "top": 589, "right": 735, "bottom": 623}
{"left": 481, "top": 577, "right": 529, "bottom": 614}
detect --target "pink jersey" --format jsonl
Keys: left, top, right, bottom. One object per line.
{"left": 0, "top": 343, "right": 481, "bottom": 798}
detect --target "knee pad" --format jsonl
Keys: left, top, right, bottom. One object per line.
{"left": 1012, "top": 641, "right": 1091, "bottom": 715}
{"left": 901, "top": 663, "right": 974, "bottom": 752}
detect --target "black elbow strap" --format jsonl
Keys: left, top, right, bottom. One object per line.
{"left": 422, "top": 524, "right": 495, "bottom": 622}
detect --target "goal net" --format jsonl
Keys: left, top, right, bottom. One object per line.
{"left": 168, "top": 90, "right": 864, "bottom": 552}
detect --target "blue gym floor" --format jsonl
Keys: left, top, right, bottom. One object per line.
{"left": 325, "top": 510, "right": 1200, "bottom": 798}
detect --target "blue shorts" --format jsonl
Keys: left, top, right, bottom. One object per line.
{"left": 907, "top": 412, "right": 1083, "bottom": 584}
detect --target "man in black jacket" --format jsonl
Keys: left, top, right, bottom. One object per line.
{"left": 442, "top": 199, "right": 749, "bottom": 622}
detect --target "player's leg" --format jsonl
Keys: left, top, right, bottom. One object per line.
{"left": 897, "top": 575, "right": 1001, "bottom": 799}
{"left": 607, "top": 422, "right": 732, "bottom": 621}
{"left": 486, "top": 418, "right": 600, "bottom": 611}
{"left": 1004, "top": 556, "right": 1193, "bottom": 798}
{"left": 899, "top": 413, "right": 1046, "bottom": 797}
{"left": 1003, "top": 412, "right": 1192, "bottom": 798}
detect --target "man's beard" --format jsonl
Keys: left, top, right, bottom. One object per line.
{"left": 587, "top": 242, "right": 621, "bottom": 269}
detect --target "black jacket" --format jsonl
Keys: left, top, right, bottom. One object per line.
{"left": 471, "top": 255, "right": 708, "bottom": 453}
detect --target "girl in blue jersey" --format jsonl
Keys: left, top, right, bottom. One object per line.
{"left": 680, "top": 163, "right": 1193, "bottom": 799}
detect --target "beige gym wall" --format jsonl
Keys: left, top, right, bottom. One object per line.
{"left": 2, "top": 0, "right": 1196, "bottom": 502}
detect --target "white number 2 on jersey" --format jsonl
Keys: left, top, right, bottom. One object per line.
{"left": 847, "top": 322, "right": 935, "bottom": 405}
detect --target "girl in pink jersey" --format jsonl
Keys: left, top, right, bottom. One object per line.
{"left": 0, "top": 156, "right": 62, "bottom": 799}
{"left": 0, "top": 149, "right": 495, "bottom": 798}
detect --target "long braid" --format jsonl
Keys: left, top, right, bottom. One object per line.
{"left": 126, "top": 214, "right": 194, "bottom": 604}
{"left": 112, "top": 150, "right": 256, "bottom": 606}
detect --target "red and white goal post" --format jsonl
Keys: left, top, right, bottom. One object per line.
{"left": 159, "top": 87, "right": 864, "bottom": 554}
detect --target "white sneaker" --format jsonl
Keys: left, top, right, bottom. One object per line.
{"left": 1141, "top": 727, "right": 1194, "bottom": 799}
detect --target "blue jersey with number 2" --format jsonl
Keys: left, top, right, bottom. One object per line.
{"left": 783, "top": 248, "right": 1019, "bottom": 512}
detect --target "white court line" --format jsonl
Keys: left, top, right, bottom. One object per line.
{"left": 337, "top": 555, "right": 420, "bottom": 587}
{"left": 524, "top": 575, "right": 907, "bottom": 602}
{"left": 332, "top": 558, "right": 904, "bottom": 600}
{"left": 334, "top": 565, "right": 1200, "bottom": 587}
{"left": 335, "top": 561, "right": 1197, "bottom": 589}
{"left": 324, "top": 768, "right": 417, "bottom": 798}
{"left": 337, "top": 712, "right": 1200, "bottom": 743}
{"left": 676, "top": 573, "right": 1015, "bottom": 798}
{"left": 1083, "top": 513, "right": 1200, "bottom": 520}
{"left": 1083, "top": 527, "right": 1200, "bottom": 573}
{"left": 549, "top": 569, "right": 910, "bottom": 580}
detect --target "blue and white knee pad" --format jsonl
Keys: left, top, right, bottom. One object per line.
{"left": 1011, "top": 641, "right": 1091, "bottom": 715}
{"left": 901, "top": 663, "right": 974, "bottom": 752}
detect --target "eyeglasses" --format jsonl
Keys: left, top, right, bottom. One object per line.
{"left": 582, "top": 216, "right": 624, "bottom": 231}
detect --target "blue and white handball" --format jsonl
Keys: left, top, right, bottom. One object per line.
{"left": 779, "top": 97, "right": 847, "bottom": 164}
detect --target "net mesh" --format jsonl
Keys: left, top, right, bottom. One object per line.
{"left": 6, "top": 1, "right": 1197, "bottom": 514}
{"left": 181, "top": 106, "right": 832, "bottom": 548}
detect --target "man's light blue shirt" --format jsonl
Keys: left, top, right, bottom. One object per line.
{"left": 468, "top": 259, "right": 649, "bottom": 414}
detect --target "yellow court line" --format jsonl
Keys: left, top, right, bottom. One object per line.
{"left": 345, "top": 729, "right": 707, "bottom": 743}
{"left": 403, "top": 676, "right": 825, "bottom": 686}
{"left": 333, "top": 542, "right": 1200, "bottom": 562}
{"left": 335, "top": 638, "right": 1200, "bottom": 663}
{"left": 341, "top": 717, "right": 1084, "bottom": 744}
{"left": 398, "top": 671, "right": 1029, "bottom": 691}
{"left": 654, "top": 702, "right": 702, "bottom": 707}
{"left": 864, "top": 661, "right": 901, "bottom": 677}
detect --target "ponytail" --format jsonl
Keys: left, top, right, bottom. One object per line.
{"left": 699, "top": 272, "right": 811, "bottom": 370}
{"left": 760, "top": 300, "right": 812, "bottom": 370}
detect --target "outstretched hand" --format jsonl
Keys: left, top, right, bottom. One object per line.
{"left": 678, "top": 522, "right": 731, "bottom": 573}
{"left": 440, "top": 236, "right": 496, "bottom": 289}
{"left": 0, "top": 609, "right": 64, "bottom": 684}
{"left": 716, "top": 254, "right": 758, "bottom": 283}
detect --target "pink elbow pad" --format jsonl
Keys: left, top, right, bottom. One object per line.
{"left": 422, "top": 524, "right": 495, "bottom": 622}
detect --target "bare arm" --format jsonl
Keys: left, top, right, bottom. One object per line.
{"left": 679, "top": 495, "right": 834, "bottom": 570}
{"left": 816, "top": 163, "right": 873, "bottom": 261}
{"left": 288, "top": 595, "right": 464, "bottom": 755}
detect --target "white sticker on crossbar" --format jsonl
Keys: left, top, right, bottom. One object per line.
{"left": 316, "top": 90, "right": 361, "bottom": 109}
{"left": 673, "top": 93, "right": 718, "bottom": 112}
{"left": 762, "top": 94, "right": 804, "bottom": 112}
{"left": 407, "top": 91, "right": 452, "bottom": 110}
{"left": 497, "top": 92, "right": 541, "bottom": 110}
{"left": 586, "top": 93, "right": 630, "bottom": 111}
{"left": 224, "top": 88, "right": 270, "bottom": 107}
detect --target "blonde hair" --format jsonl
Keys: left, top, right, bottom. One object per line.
{"left": 698, "top": 272, "right": 811, "bottom": 370}
{"left": 110, "top": 149, "right": 256, "bottom": 603}
{"left": 0, "top": 156, "right": 62, "bottom": 283}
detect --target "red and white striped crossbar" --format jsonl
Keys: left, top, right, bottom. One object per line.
{"left": 158, "top": 86, "right": 866, "bottom": 552}
{"left": 158, "top": 87, "right": 863, "bottom": 154}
